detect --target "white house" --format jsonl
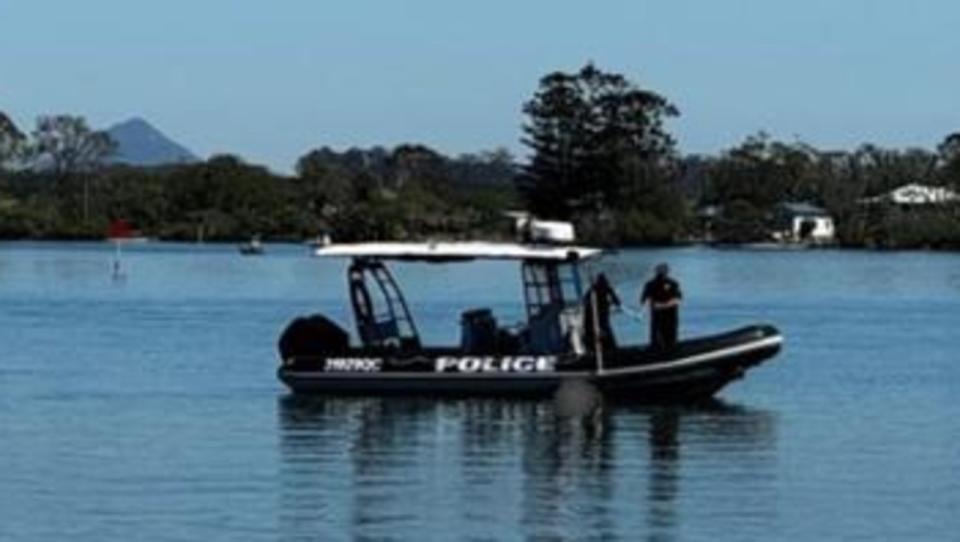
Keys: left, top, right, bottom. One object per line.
{"left": 504, "top": 211, "right": 577, "bottom": 243}
{"left": 773, "top": 202, "right": 835, "bottom": 244}
{"left": 859, "top": 183, "right": 960, "bottom": 206}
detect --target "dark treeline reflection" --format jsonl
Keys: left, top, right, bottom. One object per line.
{"left": 276, "top": 396, "right": 778, "bottom": 541}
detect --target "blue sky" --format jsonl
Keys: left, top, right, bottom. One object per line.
{"left": 1, "top": 0, "right": 958, "bottom": 172}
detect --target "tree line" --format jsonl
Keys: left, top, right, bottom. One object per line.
{"left": 2, "top": 65, "right": 959, "bottom": 248}
{"left": 0, "top": 114, "right": 518, "bottom": 241}
{"left": 689, "top": 132, "right": 960, "bottom": 247}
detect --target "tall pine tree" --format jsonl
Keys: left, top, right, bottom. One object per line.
{"left": 517, "top": 64, "right": 678, "bottom": 219}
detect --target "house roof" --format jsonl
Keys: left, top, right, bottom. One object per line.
{"left": 778, "top": 202, "right": 830, "bottom": 217}
{"left": 858, "top": 183, "right": 960, "bottom": 205}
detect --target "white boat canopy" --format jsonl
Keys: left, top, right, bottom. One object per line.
{"left": 313, "top": 241, "right": 604, "bottom": 262}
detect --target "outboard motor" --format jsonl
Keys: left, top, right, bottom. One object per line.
{"left": 278, "top": 314, "right": 350, "bottom": 361}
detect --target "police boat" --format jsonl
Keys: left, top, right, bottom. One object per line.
{"left": 277, "top": 231, "right": 782, "bottom": 401}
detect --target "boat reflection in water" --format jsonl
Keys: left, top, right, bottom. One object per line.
{"left": 276, "top": 394, "right": 778, "bottom": 540}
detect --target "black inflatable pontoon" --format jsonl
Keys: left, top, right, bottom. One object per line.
{"left": 278, "top": 242, "right": 783, "bottom": 401}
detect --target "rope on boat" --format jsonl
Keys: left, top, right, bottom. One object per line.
{"left": 617, "top": 305, "right": 645, "bottom": 320}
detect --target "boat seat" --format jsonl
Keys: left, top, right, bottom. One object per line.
{"left": 359, "top": 319, "right": 420, "bottom": 350}
{"left": 461, "top": 308, "right": 497, "bottom": 353}
{"left": 523, "top": 303, "right": 567, "bottom": 354}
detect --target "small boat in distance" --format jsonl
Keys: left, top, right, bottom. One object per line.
{"left": 278, "top": 226, "right": 783, "bottom": 402}
{"left": 239, "top": 235, "right": 264, "bottom": 255}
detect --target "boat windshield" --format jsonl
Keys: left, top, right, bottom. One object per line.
{"left": 522, "top": 260, "right": 584, "bottom": 319}
{"left": 348, "top": 260, "right": 420, "bottom": 350}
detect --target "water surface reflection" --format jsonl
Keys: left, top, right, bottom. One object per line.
{"left": 277, "top": 397, "right": 777, "bottom": 540}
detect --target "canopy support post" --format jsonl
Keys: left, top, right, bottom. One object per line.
{"left": 591, "top": 283, "right": 604, "bottom": 375}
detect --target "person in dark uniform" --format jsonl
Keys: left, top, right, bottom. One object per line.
{"left": 640, "top": 263, "right": 682, "bottom": 350}
{"left": 584, "top": 272, "right": 621, "bottom": 351}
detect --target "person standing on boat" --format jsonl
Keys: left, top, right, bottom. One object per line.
{"left": 585, "top": 272, "right": 621, "bottom": 351}
{"left": 641, "top": 263, "right": 682, "bottom": 350}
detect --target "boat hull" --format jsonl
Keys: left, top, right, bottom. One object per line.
{"left": 277, "top": 325, "right": 782, "bottom": 402}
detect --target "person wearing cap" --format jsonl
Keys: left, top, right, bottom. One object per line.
{"left": 640, "top": 263, "right": 682, "bottom": 350}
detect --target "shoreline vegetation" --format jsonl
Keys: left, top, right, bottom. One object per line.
{"left": 2, "top": 64, "right": 959, "bottom": 250}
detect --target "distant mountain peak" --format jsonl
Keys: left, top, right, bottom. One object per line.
{"left": 117, "top": 116, "right": 151, "bottom": 129}
{"left": 107, "top": 117, "right": 198, "bottom": 167}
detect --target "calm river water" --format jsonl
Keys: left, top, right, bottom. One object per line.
{"left": 1, "top": 242, "right": 958, "bottom": 541}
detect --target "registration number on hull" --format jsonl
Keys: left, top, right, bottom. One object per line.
{"left": 324, "top": 357, "right": 383, "bottom": 372}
